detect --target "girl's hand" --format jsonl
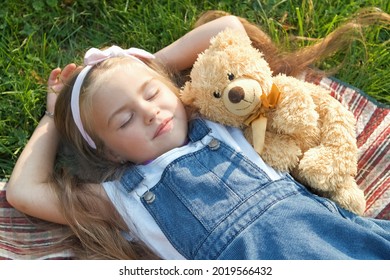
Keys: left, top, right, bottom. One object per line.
{"left": 46, "top": 63, "right": 78, "bottom": 115}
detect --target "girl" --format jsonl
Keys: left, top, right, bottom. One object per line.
{"left": 6, "top": 10, "right": 390, "bottom": 259}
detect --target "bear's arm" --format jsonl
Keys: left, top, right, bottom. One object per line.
{"left": 267, "top": 75, "right": 319, "bottom": 135}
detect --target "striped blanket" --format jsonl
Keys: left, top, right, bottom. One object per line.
{"left": 0, "top": 183, "right": 74, "bottom": 259}
{"left": 306, "top": 74, "right": 389, "bottom": 220}
{"left": 0, "top": 74, "right": 389, "bottom": 259}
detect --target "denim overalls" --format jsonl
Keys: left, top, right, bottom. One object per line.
{"left": 118, "top": 119, "right": 390, "bottom": 259}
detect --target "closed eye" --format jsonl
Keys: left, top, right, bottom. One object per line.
{"left": 119, "top": 113, "right": 133, "bottom": 129}
{"left": 146, "top": 90, "right": 159, "bottom": 101}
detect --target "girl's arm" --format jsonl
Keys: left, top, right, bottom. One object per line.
{"left": 5, "top": 15, "right": 244, "bottom": 224}
{"left": 155, "top": 15, "right": 245, "bottom": 71}
{"left": 6, "top": 64, "right": 76, "bottom": 225}
{"left": 6, "top": 114, "right": 67, "bottom": 224}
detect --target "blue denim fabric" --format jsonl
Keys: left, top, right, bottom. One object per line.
{"left": 120, "top": 119, "right": 390, "bottom": 260}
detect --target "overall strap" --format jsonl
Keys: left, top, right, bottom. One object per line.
{"left": 120, "top": 167, "right": 144, "bottom": 193}
{"left": 187, "top": 118, "right": 211, "bottom": 143}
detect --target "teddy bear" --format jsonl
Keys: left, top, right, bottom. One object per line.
{"left": 180, "top": 28, "right": 366, "bottom": 215}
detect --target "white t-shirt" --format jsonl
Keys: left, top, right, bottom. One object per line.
{"left": 103, "top": 120, "right": 283, "bottom": 259}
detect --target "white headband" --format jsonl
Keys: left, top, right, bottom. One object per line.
{"left": 70, "top": 45, "right": 155, "bottom": 149}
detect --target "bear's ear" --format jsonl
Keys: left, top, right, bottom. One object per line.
{"left": 180, "top": 81, "right": 195, "bottom": 106}
{"left": 209, "top": 28, "right": 251, "bottom": 51}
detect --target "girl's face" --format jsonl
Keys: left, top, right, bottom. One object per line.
{"left": 91, "top": 62, "right": 188, "bottom": 164}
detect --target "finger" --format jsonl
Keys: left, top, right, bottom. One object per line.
{"left": 60, "top": 63, "right": 77, "bottom": 81}
{"left": 48, "top": 67, "right": 61, "bottom": 86}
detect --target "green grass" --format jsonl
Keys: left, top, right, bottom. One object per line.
{"left": 1, "top": 0, "right": 389, "bottom": 179}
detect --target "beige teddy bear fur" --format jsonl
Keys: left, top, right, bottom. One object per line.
{"left": 180, "top": 28, "right": 366, "bottom": 215}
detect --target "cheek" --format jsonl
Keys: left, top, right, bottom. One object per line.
{"left": 170, "top": 95, "right": 187, "bottom": 113}
{"left": 119, "top": 126, "right": 148, "bottom": 152}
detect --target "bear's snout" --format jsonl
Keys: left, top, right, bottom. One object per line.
{"left": 221, "top": 78, "right": 262, "bottom": 117}
{"left": 228, "top": 86, "right": 245, "bottom": 103}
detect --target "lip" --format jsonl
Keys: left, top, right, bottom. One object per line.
{"left": 153, "top": 117, "right": 173, "bottom": 139}
{"left": 231, "top": 90, "right": 256, "bottom": 112}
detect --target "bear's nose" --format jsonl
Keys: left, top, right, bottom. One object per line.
{"left": 228, "top": 86, "right": 245, "bottom": 103}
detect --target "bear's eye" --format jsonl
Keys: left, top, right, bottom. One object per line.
{"left": 227, "top": 73, "right": 235, "bottom": 81}
{"left": 213, "top": 91, "right": 222, "bottom": 98}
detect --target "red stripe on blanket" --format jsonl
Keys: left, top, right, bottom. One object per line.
{"left": 377, "top": 203, "right": 390, "bottom": 220}
{"left": 0, "top": 190, "right": 11, "bottom": 208}
{"left": 325, "top": 81, "right": 344, "bottom": 103}
{"left": 348, "top": 91, "right": 369, "bottom": 120}
{"left": 329, "top": 79, "right": 343, "bottom": 93}
{"left": 365, "top": 174, "right": 389, "bottom": 208}
{"left": 357, "top": 128, "right": 389, "bottom": 186}
{"left": 357, "top": 108, "right": 388, "bottom": 148}
{"left": 363, "top": 165, "right": 389, "bottom": 202}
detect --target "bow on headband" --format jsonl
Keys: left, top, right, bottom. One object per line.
{"left": 84, "top": 46, "right": 155, "bottom": 65}
{"left": 71, "top": 45, "right": 155, "bottom": 149}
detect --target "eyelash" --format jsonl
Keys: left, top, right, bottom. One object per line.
{"left": 119, "top": 88, "right": 159, "bottom": 129}
{"left": 120, "top": 113, "right": 133, "bottom": 129}
{"left": 147, "top": 89, "right": 159, "bottom": 100}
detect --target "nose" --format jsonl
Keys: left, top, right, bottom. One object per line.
{"left": 228, "top": 86, "right": 245, "bottom": 103}
{"left": 143, "top": 104, "right": 160, "bottom": 125}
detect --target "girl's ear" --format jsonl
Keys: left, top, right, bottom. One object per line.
{"left": 103, "top": 146, "right": 126, "bottom": 163}
{"left": 180, "top": 81, "right": 195, "bottom": 105}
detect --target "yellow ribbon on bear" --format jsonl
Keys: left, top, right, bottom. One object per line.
{"left": 244, "top": 83, "right": 281, "bottom": 154}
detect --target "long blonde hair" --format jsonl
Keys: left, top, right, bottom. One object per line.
{"left": 194, "top": 8, "right": 390, "bottom": 77}
{"left": 52, "top": 57, "right": 178, "bottom": 259}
